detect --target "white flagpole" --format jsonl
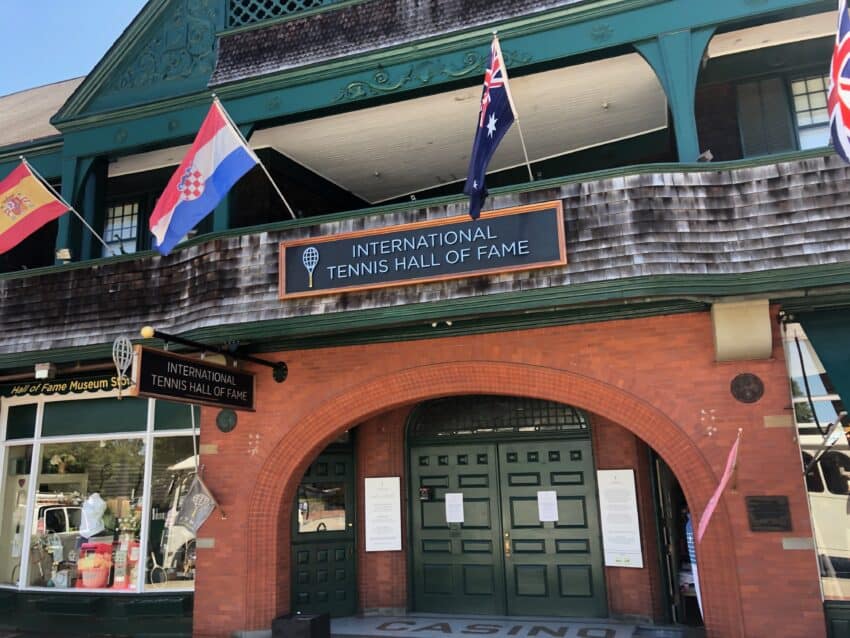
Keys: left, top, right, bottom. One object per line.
{"left": 212, "top": 95, "right": 297, "bottom": 220}
{"left": 493, "top": 33, "right": 534, "bottom": 183}
{"left": 21, "top": 156, "right": 116, "bottom": 257}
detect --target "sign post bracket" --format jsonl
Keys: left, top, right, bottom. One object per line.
{"left": 140, "top": 326, "right": 288, "bottom": 383}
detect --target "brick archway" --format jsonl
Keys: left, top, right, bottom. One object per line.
{"left": 243, "top": 361, "right": 744, "bottom": 637}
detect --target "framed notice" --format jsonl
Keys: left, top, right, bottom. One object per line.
{"left": 597, "top": 469, "right": 644, "bottom": 568}
{"left": 364, "top": 477, "right": 402, "bottom": 552}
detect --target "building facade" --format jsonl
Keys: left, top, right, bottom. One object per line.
{"left": 1, "top": 1, "right": 849, "bottom": 637}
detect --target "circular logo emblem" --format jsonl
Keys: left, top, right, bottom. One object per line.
{"left": 730, "top": 373, "right": 764, "bottom": 404}
{"left": 216, "top": 408, "right": 238, "bottom": 433}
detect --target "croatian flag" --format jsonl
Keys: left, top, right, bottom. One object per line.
{"left": 149, "top": 100, "right": 258, "bottom": 255}
{"left": 830, "top": 0, "right": 850, "bottom": 162}
{"left": 463, "top": 35, "right": 518, "bottom": 219}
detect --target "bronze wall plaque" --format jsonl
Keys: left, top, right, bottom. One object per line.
{"left": 745, "top": 495, "right": 792, "bottom": 532}
{"left": 731, "top": 373, "right": 764, "bottom": 403}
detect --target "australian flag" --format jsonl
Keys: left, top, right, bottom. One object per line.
{"left": 463, "top": 36, "right": 518, "bottom": 219}
{"left": 830, "top": 0, "right": 850, "bottom": 162}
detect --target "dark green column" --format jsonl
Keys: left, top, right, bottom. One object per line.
{"left": 635, "top": 27, "right": 715, "bottom": 163}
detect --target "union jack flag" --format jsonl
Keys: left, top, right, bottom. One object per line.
{"left": 463, "top": 35, "right": 518, "bottom": 219}
{"left": 830, "top": 0, "right": 850, "bottom": 162}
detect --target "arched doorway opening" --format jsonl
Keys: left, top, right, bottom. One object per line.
{"left": 244, "top": 362, "right": 742, "bottom": 637}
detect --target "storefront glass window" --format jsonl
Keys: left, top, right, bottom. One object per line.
{"left": 28, "top": 440, "right": 145, "bottom": 589}
{"left": 146, "top": 436, "right": 197, "bottom": 590}
{"left": 0, "top": 393, "right": 203, "bottom": 595}
{"left": 297, "top": 483, "right": 346, "bottom": 533}
{"left": 0, "top": 446, "right": 32, "bottom": 585}
{"left": 785, "top": 323, "right": 850, "bottom": 602}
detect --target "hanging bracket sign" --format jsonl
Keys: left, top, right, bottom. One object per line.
{"left": 129, "top": 346, "right": 256, "bottom": 411}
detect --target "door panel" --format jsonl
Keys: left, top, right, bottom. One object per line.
{"left": 500, "top": 440, "right": 606, "bottom": 617}
{"left": 410, "top": 444, "right": 505, "bottom": 613}
{"left": 291, "top": 451, "right": 356, "bottom": 617}
{"left": 410, "top": 438, "right": 607, "bottom": 617}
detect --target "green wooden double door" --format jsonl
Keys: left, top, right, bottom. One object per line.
{"left": 410, "top": 439, "right": 607, "bottom": 617}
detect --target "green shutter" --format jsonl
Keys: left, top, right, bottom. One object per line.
{"left": 737, "top": 77, "right": 796, "bottom": 157}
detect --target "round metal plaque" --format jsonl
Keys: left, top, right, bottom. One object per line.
{"left": 216, "top": 408, "right": 238, "bottom": 433}
{"left": 731, "top": 373, "right": 764, "bottom": 404}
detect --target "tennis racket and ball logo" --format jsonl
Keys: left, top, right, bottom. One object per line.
{"left": 302, "top": 246, "right": 319, "bottom": 288}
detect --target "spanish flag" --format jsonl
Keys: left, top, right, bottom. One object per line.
{"left": 0, "top": 162, "right": 68, "bottom": 254}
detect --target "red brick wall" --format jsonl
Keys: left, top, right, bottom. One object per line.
{"left": 355, "top": 407, "right": 411, "bottom": 612}
{"left": 592, "top": 416, "right": 665, "bottom": 622}
{"left": 191, "top": 310, "right": 823, "bottom": 638}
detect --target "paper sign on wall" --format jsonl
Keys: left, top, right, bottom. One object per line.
{"left": 364, "top": 477, "right": 402, "bottom": 552}
{"left": 537, "top": 490, "right": 559, "bottom": 522}
{"left": 445, "top": 492, "right": 464, "bottom": 523}
{"left": 597, "top": 469, "right": 644, "bottom": 568}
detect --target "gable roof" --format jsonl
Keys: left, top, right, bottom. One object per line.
{"left": 0, "top": 78, "right": 84, "bottom": 148}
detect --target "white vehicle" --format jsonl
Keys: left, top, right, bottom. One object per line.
{"left": 786, "top": 323, "right": 850, "bottom": 599}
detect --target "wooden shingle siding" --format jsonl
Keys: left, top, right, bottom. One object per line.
{"left": 212, "top": 0, "right": 583, "bottom": 84}
{"left": 0, "top": 155, "right": 848, "bottom": 356}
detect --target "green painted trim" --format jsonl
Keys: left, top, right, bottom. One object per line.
{"left": 4, "top": 261, "right": 850, "bottom": 369}
{"left": 208, "top": 0, "right": 819, "bottom": 109}
{"left": 52, "top": 0, "right": 173, "bottom": 124}
{"left": 51, "top": 0, "right": 822, "bottom": 137}
{"left": 0, "top": 148, "right": 63, "bottom": 182}
{"left": 0, "top": 591, "right": 192, "bottom": 637}
{"left": 0, "top": 138, "right": 63, "bottom": 162}
{"left": 219, "top": 0, "right": 367, "bottom": 36}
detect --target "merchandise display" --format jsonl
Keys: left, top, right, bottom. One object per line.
{"left": 0, "top": 431, "right": 197, "bottom": 591}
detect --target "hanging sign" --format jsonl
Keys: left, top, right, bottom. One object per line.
{"left": 597, "top": 469, "right": 644, "bottom": 568}
{"left": 280, "top": 201, "right": 566, "bottom": 298}
{"left": 129, "top": 346, "right": 255, "bottom": 411}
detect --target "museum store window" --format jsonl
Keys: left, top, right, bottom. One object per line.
{"left": 0, "top": 381, "right": 200, "bottom": 593}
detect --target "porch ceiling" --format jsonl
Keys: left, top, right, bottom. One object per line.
{"left": 250, "top": 52, "right": 667, "bottom": 203}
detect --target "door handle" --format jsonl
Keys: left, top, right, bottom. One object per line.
{"left": 504, "top": 532, "right": 511, "bottom": 558}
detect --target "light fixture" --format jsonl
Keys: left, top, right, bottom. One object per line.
{"left": 34, "top": 363, "right": 56, "bottom": 380}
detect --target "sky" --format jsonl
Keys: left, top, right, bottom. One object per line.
{"left": 0, "top": 1, "right": 149, "bottom": 97}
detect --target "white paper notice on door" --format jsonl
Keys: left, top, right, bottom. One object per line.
{"left": 597, "top": 469, "right": 644, "bottom": 568}
{"left": 537, "top": 490, "right": 559, "bottom": 522}
{"left": 445, "top": 492, "right": 464, "bottom": 523}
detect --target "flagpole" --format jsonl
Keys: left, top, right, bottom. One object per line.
{"left": 730, "top": 428, "right": 742, "bottom": 491}
{"left": 493, "top": 33, "right": 534, "bottom": 184}
{"left": 21, "top": 156, "right": 116, "bottom": 257}
{"left": 211, "top": 95, "right": 297, "bottom": 220}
